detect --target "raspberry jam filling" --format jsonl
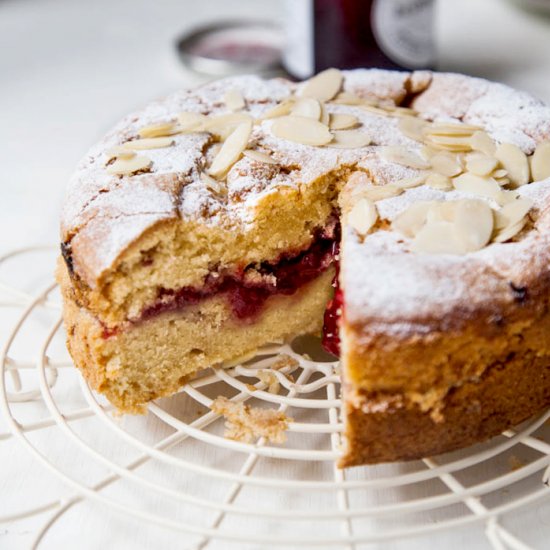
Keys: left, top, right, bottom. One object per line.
{"left": 322, "top": 249, "right": 342, "bottom": 357}
{"left": 139, "top": 223, "right": 339, "bottom": 327}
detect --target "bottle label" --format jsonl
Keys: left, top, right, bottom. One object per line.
{"left": 283, "top": 0, "right": 314, "bottom": 79}
{"left": 371, "top": 0, "right": 435, "bottom": 68}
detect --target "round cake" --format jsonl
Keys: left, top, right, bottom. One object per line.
{"left": 57, "top": 68, "right": 550, "bottom": 467}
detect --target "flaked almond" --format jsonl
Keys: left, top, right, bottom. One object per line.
{"left": 271, "top": 116, "right": 332, "bottom": 146}
{"left": 466, "top": 154, "right": 499, "bottom": 176}
{"left": 359, "top": 104, "right": 392, "bottom": 117}
{"left": 106, "top": 155, "right": 152, "bottom": 175}
{"left": 300, "top": 68, "right": 343, "bottom": 102}
{"left": 320, "top": 102, "right": 330, "bottom": 126}
{"left": 105, "top": 146, "right": 136, "bottom": 162}
{"left": 327, "top": 130, "right": 371, "bottom": 148}
{"left": 426, "top": 201, "right": 457, "bottom": 224}
{"left": 138, "top": 122, "right": 177, "bottom": 138}
{"left": 260, "top": 98, "right": 296, "bottom": 120}
{"left": 243, "top": 149, "right": 277, "bottom": 164}
{"left": 393, "top": 174, "right": 427, "bottom": 189}
{"left": 419, "top": 144, "right": 438, "bottom": 160}
{"left": 453, "top": 173, "right": 502, "bottom": 202}
{"left": 392, "top": 106, "right": 418, "bottom": 117}
{"left": 499, "top": 190, "right": 520, "bottom": 205}
{"left": 470, "top": 131, "right": 496, "bottom": 156}
{"left": 329, "top": 113, "right": 359, "bottom": 130}
{"left": 412, "top": 221, "right": 463, "bottom": 254}
{"left": 223, "top": 88, "right": 245, "bottom": 111}
{"left": 492, "top": 168, "right": 508, "bottom": 178}
{"left": 291, "top": 97, "right": 322, "bottom": 120}
{"left": 177, "top": 112, "right": 208, "bottom": 132}
{"left": 425, "top": 172, "right": 453, "bottom": 191}
{"left": 360, "top": 184, "right": 403, "bottom": 202}
{"left": 121, "top": 137, "right": 174, "bottom": 150}
{"left": 425, "top": 134, "right": 472, "bottom": 152}
{"left": 493, "top": 218, "right": 527, "bottom": 243}
{"left": 208, "top": 120, "right": 252, "bottom": 178}
{"left": 424, "top": 122, "right": 481, "bottom": 136}
{"left": 430, "top": 152, "right": 463, "bottom": 177}
{"left": 201, "top": 172, "right": 227, "bottom": 196}
{"left": 531, "top": 142, "right": 550, "bottom": 181}
{"left": 392, "top": 201, "right": 432, "bottom": 238}
{"left": 495, "top": 143, "right": 530, "bottom": 187}
{"left": 494, "top": 197, "right": 533, "bottom": 230}
{"left": 347, "top": 198, "right": 378, "bottom": 236}
{"left": 380, "top": 146, "right": 430, "bottom": 169}
{"left": 453, "top": 199, "right": 493, "bottom": 252}
{"left": 398, "top": 116, "right": 426, "bottom": 142}
{"left": 331, "top": 91, "right": 364, "bottom": 105}
{"left": 202, "top": 113, "right": 254, "bottom": 139}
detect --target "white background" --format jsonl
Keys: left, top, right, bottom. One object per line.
{"left": 1, "top": 0, "right": 550, "bottom": 548}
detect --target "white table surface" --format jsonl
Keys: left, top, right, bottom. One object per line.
{"left": 1, "top": 0, "right": 550, "bottom": 548}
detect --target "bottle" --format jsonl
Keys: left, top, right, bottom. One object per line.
{"left": 283, "top": 0, "right": 436, "bottom": 79}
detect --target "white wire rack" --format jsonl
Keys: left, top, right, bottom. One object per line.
{"left": 1, "top": 246, "right": 549, "bottom": 549}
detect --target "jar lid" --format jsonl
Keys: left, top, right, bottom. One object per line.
{"left": 176, "top": 20, "right": 284, "bottom": 76}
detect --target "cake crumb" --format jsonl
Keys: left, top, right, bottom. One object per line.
{"left": 508, "top": 455, "right": 524, "bottom": 471}
{"left": 211, "top": 396, "right": 291, "bottom": 444}
{"left": 257, "top": 370, "right": 280, "bottom": 394}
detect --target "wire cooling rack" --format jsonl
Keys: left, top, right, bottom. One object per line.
{"left": 1, "top": 246, "right": 550, "bottom": 549}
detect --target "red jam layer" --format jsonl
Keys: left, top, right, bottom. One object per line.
{"left": 140, "top": 225, "right": 339, "bottom": 325}
{"left": 321, "top": 249, "right": 342, "bottom": 357}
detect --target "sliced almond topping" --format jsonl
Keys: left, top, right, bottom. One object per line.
{"left": 425, "top": 134, "right": 473, "bottom": 152}
{"left": 495, "top": 143, "right": 530, "bottom": 187}
{"left": 271, "top": 116, "right": 333, "bottom": 146}
{"left": 331, "top": 91, "right": 364, "bottom": 105}
{"left": 327, "top": 130, "right": 371, "bottom": 149}
{"left": 201, "top": 113, "right": 254, "bottom": 139}
{"left": 392, "top": 106, "right": 418, "bottom": 117}
{"left": 260, "top": 98, "right": 296, "bottom": 120}
{"left": 223, "top": 88, "right": 245, "bottom": 111}
{"left": 347, "top": 198, "right": 378, "bottom": 236}
{"left": 208, "top": 120, "right": 252, "bottom": 178}
{"left": 177, "top": 112, "right": 208, "bottom": 132}
{"left": 105, "top": 146, "right": 136, "bottom": 162}
{"left": 425, "top": 172, "right": 453, "bottom": 191}
{"left": 424, "top": 122, "right": 481, "bottom": 136}
{"left": 138, "top": 122, "right": 177, "bottom": 138}
{"left": 429, "top": 152, "right": 463, "bottom": 177}
{"left": 380, "top": 146, "right": 430, "bottom": 170}
{"left": 426, "top": 201, "right": 457, "bottom": 224}
{"left": 412, "top": 221, "right": 463, "bottom": 255}
{"left": 453, "top": 173, "right": 502, "bottom": 202}
{"left": 300, "top": 68, "right": 343, "bottom": 102}
{"left": 320, "top": 102, "right": 330, "bottom": 126}
{"left": 531, "top": 142, "right": 550, "bottom": 181}
{"left": 493, "top": 218, "right": 527, "bottom": 243}
{"left": 392, "top": 201, "right": 432, "bottom": 238}
{"left": 329, "top": 113, "right": 359, "bottom": 130}
{"left": 466, "top": 154, "right": 499, "bottom": 176}
{"left": 393, "top": 174, "right": 427, "bottom": 189}
{"left": 492, "top": 168, "right": 508, "bottom": 178}
{"left": 453, "top": 199, "right": 493, "bottom": 252}
{"left": 106, "top": 155, "right": 152, "bottom": 176}
{"left": 291, "top": 97, "right": 322, "bottom": 120}
{"left": 359, "top": 104, "right": 392, "bottom": 117}
{"left": 201, "top": 172, "right": 227, "bottom": 196}
{"left": 243, "top": 149, "right": 277, "bottom": 165}
{"left": 121, "top": 137, "right": 174, "bottom": 150}
{"left": 419, "top": 145, "right": 438, "bottom": 160}
{"left": 499, "top": 190, "right": 520, "bottom": 205}
{"left": 494, "top": 197, "right": 533, "bottom": 230}
{"left": 398, "top": 116, "right": 427, "bottom": 142}
{"left": 470, "top": 131, "right": 496, "bottom": 156}
{"left": 360, "top": 184, "right": 403, "bottom": 202}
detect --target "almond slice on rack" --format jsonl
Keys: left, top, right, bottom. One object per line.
{"left": 495, "top": 143, "right": 530, "bottom": 187}
{"left": 360, "top": 184, "right": 403, "bottom": 202}
{"left": 531, "top": 142, "right": 550, "bottom": 181}
{"left": 429, "top": 152, "right": 463, "bottom": 177}
{"left": 138, "top": 122, "right": 177, "bottom": 138}
{"left": 271, "top": 116, "right": 333, "bottom": 146}
{"left": 393, "top": 174, "right": 427, "bottom": 189}
{"left": 412, "top": 221, "right": 464, "bottom": 254}
{"left": 347, "top": 198, "right": 378, "bottom": 236}
{"left": 452, "top": 173, "right": 503, "bottom": 202}
{"left": 105, "top": 146, "right": 136, "bottom": 162}
{"left": 201, "top": 172, "right": 227, "bottom": 196}
{"left": 470, "top": 131, "right": 496, "bottom": 156}
{"left": 300, "top": 68, "right": 343, "bottom": 102}
{"left": 177, "top": 112, "right": 208, "bottom": 132}
{"left": 465, "top": 154, "right": 499, "bottom": 176}
{"left": 327, "top": 130, "right": 371, "bottom": 148}
{"left": 398, "top": 116, "right": 427, "bottom": 142}
{"left": 453, "top": 199, "right": 493, "bottom": 252}
{"left": 243, "top": 149, "right": 277, "bottom": 164}
{"left": 290, "top": 97, "right": 322, "bottom": 120}
{"left": 425, "top": 173, "right": 453, "bottom": 191}
{"left": 121, "top": 137, "right": 174, "bottom": 150}
{"left": 260, "top": 98, "right": 296, "bottom": 120}
{"left": 380, "top": 146, "right": 430, "bottom": 169}
{"left": 208, "top": 120, "right": 252, "bottom": 178}
{"left": 223, "top": 88, "right": 245, "bottom": 111}
{"left": 392, "top": 201, "right": 433, "bottom": 238}
{"left": 106, "top": 155, "right": 152, "bottom": 175}
{"left": 329, "top": 113, "right": 359, "bottom": 130}
{"left": 494, "top": 197, "right": 533, "bottom": 230}
{"left": 493, "top": 217, "right": 528, "bottom": 243}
